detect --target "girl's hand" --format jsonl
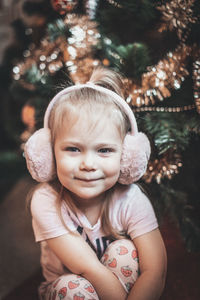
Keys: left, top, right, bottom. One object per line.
{"left": 128, "top": 228, "right": 167, "bottom": 300}
{"left": 47, "top": 232, "right": 127, "bottom": 300}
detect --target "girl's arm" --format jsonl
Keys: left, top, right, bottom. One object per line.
{"left": 128, "top": 228, "right": 167, "bottom": 300}
{"left": 47, "top": 232, "right": 127, "bottom": 300}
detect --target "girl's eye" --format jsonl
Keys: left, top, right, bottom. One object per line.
{"left": 98, "top": 148, "right": 113, "bottom": 153}
{"left": 65, "top": 147, "right": 80, "bottom": 152}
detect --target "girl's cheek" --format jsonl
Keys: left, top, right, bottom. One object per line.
{"left": 56, "top": 157, "right": 72, "bottom": 171}
{"left": 104, "top": 160, "right": 121, "bottom": 174}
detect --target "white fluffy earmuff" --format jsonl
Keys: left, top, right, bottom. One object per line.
{"left": 24, "top": 128, "right": 56, "bottom": 182}
{"left": 24, "top": 84, "right": 150, "bottom": 184}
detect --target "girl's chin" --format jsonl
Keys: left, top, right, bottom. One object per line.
{"left": 69, "top": 191, "right": 105, "bottom": 204}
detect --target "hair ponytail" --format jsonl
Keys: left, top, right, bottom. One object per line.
{"left": 88, "top": 67, "right": 124, "bottom": 98}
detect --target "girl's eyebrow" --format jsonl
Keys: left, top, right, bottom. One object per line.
{"left": 60, "top": 140, "right": 119, "bottom": 148}
{"left": 60, "top": 140, "right": 82, "bottom": 147}
{"left": 94, "top": 143, "right": 119, "bottom": 148}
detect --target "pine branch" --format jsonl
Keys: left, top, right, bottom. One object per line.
{"left": 143, "top": 112, "right": 198, "bottom": 154}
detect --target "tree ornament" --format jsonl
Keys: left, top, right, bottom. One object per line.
{"left": 102, "top": 58, "right": 110, "bottom": 66}
{"left": 20, "top": 104, "right": 36, "bottom": 147}
{"left": 51, "top": 0, "right": 78, "bottom": 15}
{"left": 21, "top": 104, "right": 35, "bottom": 130}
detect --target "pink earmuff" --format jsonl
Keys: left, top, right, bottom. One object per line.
{"left": 24, "top": 83, "right": 151, "bottom": 184}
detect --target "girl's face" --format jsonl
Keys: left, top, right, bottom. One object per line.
{"left": 54, "top": 113, "right": 123, "bottom": 206}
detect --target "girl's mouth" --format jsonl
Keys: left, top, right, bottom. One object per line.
{"left": 76, "top": 178, "right": 99, "bottom": 182}
{"left": 75, "top": 177, "right": 102, "bottom": 182}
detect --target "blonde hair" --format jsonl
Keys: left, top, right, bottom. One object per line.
{"left": 49, "top": 68, "right": 129, "bottom": 144}
{"left": 48, "top": 67, "right": 130, "bottom": 240}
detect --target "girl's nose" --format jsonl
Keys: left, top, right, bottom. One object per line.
{"left": 80, "top": 152, "right": 96, "bottom": 171}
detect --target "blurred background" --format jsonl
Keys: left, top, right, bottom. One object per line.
{"left": 0, "top": 0, "right": 200, "bottom": 299}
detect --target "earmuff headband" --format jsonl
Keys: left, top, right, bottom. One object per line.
{"left": 44, "top": 83, "right": 138, "bottom": 135}
{"left": 24, "top": 82, "right": 150, "bottom": 183}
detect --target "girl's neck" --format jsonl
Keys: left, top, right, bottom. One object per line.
{"left": 65, "top": 191, "right": 105, "bottom": 227}
{"left": 69, "top": 191, "right": 105, "bottom": 212}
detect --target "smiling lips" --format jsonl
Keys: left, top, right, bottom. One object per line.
{"left": 75, "top": 177, "right": 102, "bottom": 182}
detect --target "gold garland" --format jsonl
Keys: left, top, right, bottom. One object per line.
{"left": 157, "top": 0, "right": 197, "bottom": 42}
{"left": 144, "top": 151, "right": 182, "bottom": 184}
{"left": 122, "top": 44, "right": 192, "bottom": 107}
{"left": 13, "top": 14, "right": 101, "bottom": 87}
{"left": 13, "top": 35, "right": 67, "bottom": 89}
{"left": 12, "top": 8, "right": 199, "bottom": 113}
{"left": 63, "top": 14, "right": 100, "bottom": 83}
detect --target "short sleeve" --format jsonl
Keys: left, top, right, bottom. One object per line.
{"left": 121, "top": 184, "right": 158, "bottom": 240}
{"left": 31, "top": 183, "right": 76, "bottom": 242}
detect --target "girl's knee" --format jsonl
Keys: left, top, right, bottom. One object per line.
{"left": 101, "top": 239, "right": 138, "bottom": 264}
{"left": 101, "top": 239, "right": 139, "bottom": 293}
{"left": 45, "top": 274, "right": 99, "bottom": 300}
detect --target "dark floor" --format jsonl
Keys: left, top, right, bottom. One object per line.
{"left": 1, "top": 177, "right": 200, "bottom": 300}
{"left": 160, "top": 218, "right": 200, "bottom": 300}
{"left": 0, "top": 176, "right": 40, "bottom": 300}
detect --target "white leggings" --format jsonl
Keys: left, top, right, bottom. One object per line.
{"left": 41, "top": 239, "right": 139, "bottom": 300}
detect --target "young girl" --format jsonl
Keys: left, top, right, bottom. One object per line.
{"left": 25, "top": 67, "right": 167, "bottom": 300}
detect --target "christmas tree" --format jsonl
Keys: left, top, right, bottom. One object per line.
{"left": 1, "top": 0, "right": 200, "bottom": 251}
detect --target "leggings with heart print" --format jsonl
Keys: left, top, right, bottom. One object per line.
{"left": 40, "top": 239, "right": 139, "bottom": 300}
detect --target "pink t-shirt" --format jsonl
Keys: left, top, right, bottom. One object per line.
{"left": 31, "top": 183, "right": 158, "bottom": 282}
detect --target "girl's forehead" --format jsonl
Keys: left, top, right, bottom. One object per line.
{"left": 61, "top": 101, "right": 119, "bottom": 126}
{"left": 57, "top": 113, "right": 123, "bottom": 145}
{"left": 56, "top": 108, "right": 122, "bottom": 141}
{"left": 65, "top": 110, "right": 118, "bottom": 132}
{"left": 52, "top": 97, "right": 127, "bottom": 141}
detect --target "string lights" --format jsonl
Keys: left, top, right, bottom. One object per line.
{"left": 132, "top": 104, "right": 196, "bottom": 113}
{"left": 193, "top": 57, "right": 200, "bottom": 113}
